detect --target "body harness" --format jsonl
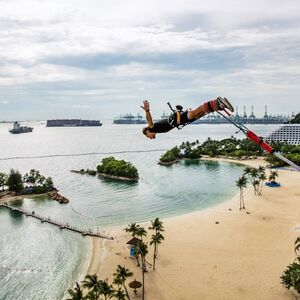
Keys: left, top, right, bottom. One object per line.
{"left": 167, "top": 102, "right": 188, "bottom": 130}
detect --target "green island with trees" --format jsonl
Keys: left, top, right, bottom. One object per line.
{"left": 0, "top": 169, "right": 68, "bottom": 204}
{"left": 158, "top": 137, "right": 300, "bottom": 168}
{"left": 72, "top": 156, "right": 139, "bottom": 182}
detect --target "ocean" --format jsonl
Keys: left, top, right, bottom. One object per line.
{"left": 0, "top": 121, "right": 280, "bottom": 300}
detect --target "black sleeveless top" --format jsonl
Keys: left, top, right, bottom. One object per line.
{"left": 148, "top": 118, "right": 173, "bottom": 133}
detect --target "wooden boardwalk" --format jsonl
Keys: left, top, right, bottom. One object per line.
{"left": 0, "top": 203, "right": 113, "bottom": 240}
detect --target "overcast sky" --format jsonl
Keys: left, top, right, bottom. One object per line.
{"left": 0, "top": 0, "right": 300, "bottom": 120}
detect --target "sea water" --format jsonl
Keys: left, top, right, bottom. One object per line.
{"left": 0, "top": 121, "right": 280, "bottom": 300}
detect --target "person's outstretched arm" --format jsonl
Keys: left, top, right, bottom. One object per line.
{"left": 141, "top": 100, "right": 154, "bottom": 128}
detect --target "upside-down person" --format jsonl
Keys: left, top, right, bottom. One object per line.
{"left": 141, "top": 97, "right": 234, "bottom": 139}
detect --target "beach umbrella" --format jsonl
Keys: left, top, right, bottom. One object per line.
{"left": 129, "top": 279, "right": 142, "bottom": 294}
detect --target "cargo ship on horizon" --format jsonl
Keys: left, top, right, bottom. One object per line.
{"left": 113, "top": 113, "right": 147, "bottom": 124}
{"left": 46, "top": 119, "right": 102, "bottom": 127}
{"left": 9, "top": 121, "right": 33, "bottom": 134}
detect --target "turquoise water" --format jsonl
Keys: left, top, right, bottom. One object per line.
{"left": 0, "top": 122, "right": 280, "bottom": 299}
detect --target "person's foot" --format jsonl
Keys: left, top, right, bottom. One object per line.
{"left": 217, "top": 97, "right": 234, "bottom": 113}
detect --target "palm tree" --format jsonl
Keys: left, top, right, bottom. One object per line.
{"left": 150, "top": 231, "right": 164, "bottom": 270}
{"left": 136, "top": 227, "right": 147, "bottom": 241}
{"left": 113, "top": 274, "right": 123, "bottom": 288}
{"left": 113, "top": 288, "right": 128, "bottom": 300}
{"left": 148, "top": 218, "right": 164, "bottom": 233}
{"left": 0, "top": 172, "right": 7, "bottom": 191}
{"left": 82, "top": 274, "right": 103, "bottom": 300}
{"left": 258, "top": 171, "right": 267, "bottom": 195}
{"left": 28, "top": 169, "right": 41, "bottom": 187}
{"left": 6, "top": 169, "right": 24, "bottom": 193}
{"left": 67, "top": 282, "right": 84, "bottom": 300}
{"left": 101, "top": 279, "right": 113, "bottom": 300}
{"left": 124, "top": 223, "right": 140, "bottom": 237}
{"left": 249, "top": 168, "right": 259, "bottom": 194}
{"left": 85, "top": 290, "right": 98, "bottom": 300}
{"left": 113, "top": 265, "right": 133, "bottom": 300}
{"left": 269, "top": 170, "right": 279, "bottom": 183}
{"left": 243, "top": 167, "right": 258, "bottom": 194}
{"left": 295, "top": 237, "right": 300, "bottom": 255}
{"left": 136, "top": 241, "right": 148, "bottom": 300}
{"left": 236, "top": 175, "right": 248, "bottom": 210}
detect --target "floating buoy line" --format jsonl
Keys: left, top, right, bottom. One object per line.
{"left": 0, "top": 149, "right": 168, "bottom": 161}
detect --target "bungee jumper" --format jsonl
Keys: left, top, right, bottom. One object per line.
{"left": 141, "top": 97, "right": 300, "bottom": 172}
{"left": 141, "top": 97, "right": 234, "bottom": 139}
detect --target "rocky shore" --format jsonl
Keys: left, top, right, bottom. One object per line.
{"left": 158, "top": 159, "right": 179, "bottom": 166}
{"left": 71, "top": 169, "right": 138, "bottom": 182}
{"left": 48, "top": 191, "right": 69, "bottom": 204}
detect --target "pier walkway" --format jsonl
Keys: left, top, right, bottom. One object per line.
{"left": 0, "top": 203, "right": 113, "bottom": 240}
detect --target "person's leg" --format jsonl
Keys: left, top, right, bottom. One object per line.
{"left": 187, "top": 97, "right": 234, "bottom": 120}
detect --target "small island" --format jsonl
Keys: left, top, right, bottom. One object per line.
{"left": 71, "top": 156, "right": 139, "bottom": 181}
{"left": 158, "top": 141, "right": 202, "bottom": 165}
{"left": 0, "top": 169, "right": 69, "bottom": 204}
{"left": 158, "top": 137, "right": 300, "bottom": 167}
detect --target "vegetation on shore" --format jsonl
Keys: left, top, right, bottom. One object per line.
{"left": 124, "top": 218, "right": 165, "bottom": 300}
{"left": 72, "top": 157, "right": 139, "bottom": 181}
{"left": 67, "top": 218, "right": 164, "bottom": 300}
{"left": 159, "top": 141, "right": 201, "bottom": 164}
{"left": 0, "top": 169, "right": 68, "bottom": 203}
{"left": 289, "top": 112, "right": 300, "bottom": 124}
{"left": 0, "top": 169, "right": 54, "bottom": 194}
{"left": 97, "top": 157, "right": 139, "bottom": 180}
{"left": 235, "top": 166, "right": 279, "bottom": 210}
{"left": 281, "top": 237, "right": 300, "bottom": 296}
{"left": 158, "top": 137, "right": 300, "bottom": 167}
{"left": 265, "top": 143, "right": 300, "bottom": 167}
{"left": 67, "top": 266, "right": 133, "bottom": 300}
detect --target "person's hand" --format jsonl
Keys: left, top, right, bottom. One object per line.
{"left": 141, "top": 100, "right": 150, "bottom": 112}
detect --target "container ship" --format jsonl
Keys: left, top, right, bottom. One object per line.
{"left": 46, "top": 119, "right": 102, "bottom": 127}
{"left": 9, "top": 122, "right": 33, "bottom": 134}
{"left": 113, "top": 113, "right": 147, "bottom": 124}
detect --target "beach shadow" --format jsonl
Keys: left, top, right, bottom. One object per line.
{"left": 202, "top": 160, "right": 220, "bottom": 171}
{"left": 98, "top": 175, "right": 138, "bottom": 188}
{"left": 182, "top": 159, "right": 200, "bottom": 166}
{"left": 8, "top": 209, "right": 24, "bottom": 225}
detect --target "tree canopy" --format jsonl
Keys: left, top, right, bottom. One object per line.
{"left": 97, "top": 156, "right": 139, "bottom": 180}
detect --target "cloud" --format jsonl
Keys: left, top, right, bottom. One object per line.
{"left": 0, "top": 100, "right": 8, "bottom": 104}
{"left": 0, "top": 0, "right": 299, "bottom": 119}
{"left": 72, "top": 104, "right": 90, "bottom": 109}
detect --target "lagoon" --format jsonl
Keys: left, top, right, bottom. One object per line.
{"left": 0, "top": 122, "right": 280, "bottom": 299}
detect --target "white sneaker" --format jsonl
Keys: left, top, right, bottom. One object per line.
{"left": 217, "top": 97, "right": 234, "bottom": 112}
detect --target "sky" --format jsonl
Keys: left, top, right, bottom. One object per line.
{"left": 0, "top": 0, "right": 300, "bottom": 120}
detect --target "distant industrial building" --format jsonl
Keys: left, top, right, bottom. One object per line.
{"left": 193, "top": 105, "right": 293, "bottom": 124}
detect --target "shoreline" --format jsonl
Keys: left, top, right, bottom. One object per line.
{"left": 0, "top": 192, "right": 48, "bottom": 203}
{"left": 71, "top": 169, "right": 139, "bottom": 182}
{"left": 85, "top": 157, "right": 300, "bottom": 299}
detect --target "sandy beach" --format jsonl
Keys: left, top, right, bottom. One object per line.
{"left": 88, "top": 158, "right": 300, "bottom": 299}
{"left": 0, "top": 192, "right": 48, "bottom": 203}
